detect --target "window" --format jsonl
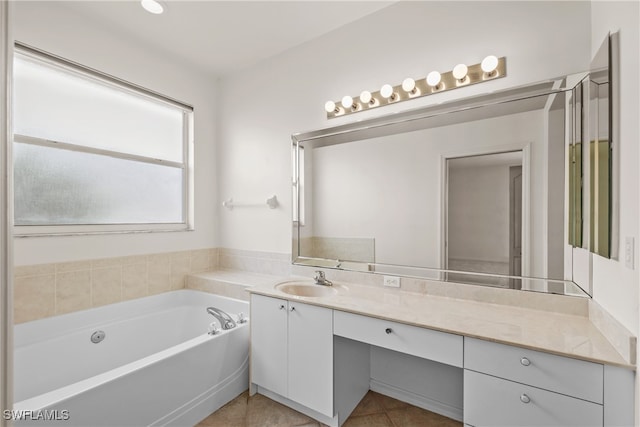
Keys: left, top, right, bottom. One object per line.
{"left": 12, "top": 44, "right": 193, "bottom": 235}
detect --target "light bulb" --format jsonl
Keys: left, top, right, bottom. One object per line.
{"left": 341, "top": 95, "right": 354, "bottom": 109}
{"left": 360, "top": 90, "right": 372, "bottom": 104}
{"left": 481, "top": 55, "right": 499, "bottom": 73}
{"left": 380, "top": 84, "right": 394, "bottom": 99}
{"left": 452, "top": 63, "right": 468, "bottom": 80}
{"left": 402, "top": 78, "right": 416, "bottom": 93}
{"left": 324, "top": 100, "right": 337, "bottom": 113}
{"left": 141, "top": 0, "right": 164, "bottom": 14}
{"left": 426, "top": 71, "right": 441, "bottom": 87}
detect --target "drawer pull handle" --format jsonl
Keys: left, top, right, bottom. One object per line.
{"left": 520, "top": 394, "right": 531, "bottom": 404}
{"left": 520, "top": 357, "right": 531, "bottom": 366}
{"left": 385, "top": 328, "right": 393, "bottom": 334}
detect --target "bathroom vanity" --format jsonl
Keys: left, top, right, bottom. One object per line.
{"left": 248, "top": 280, "right": 635, "bottom": 427}
{"left": 262, "top": 33, "right": 636, "bottom": 426}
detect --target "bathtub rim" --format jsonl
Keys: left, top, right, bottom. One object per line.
{"left": 14, "top": 289, "right": 248, "bottom": 347}
{"left": 14, "top": 290, "right": 249, "bottom": 411}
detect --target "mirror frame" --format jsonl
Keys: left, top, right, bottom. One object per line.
{"left": 291, "top": 67, "right": 610, "bottom": 298}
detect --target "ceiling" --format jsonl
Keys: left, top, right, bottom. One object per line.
{"left": 55, "top": 1, "right": 395, "bottom": 76}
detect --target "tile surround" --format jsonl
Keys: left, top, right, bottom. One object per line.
{"left": 13, "top": 248, "right": 218, "bottom": 323}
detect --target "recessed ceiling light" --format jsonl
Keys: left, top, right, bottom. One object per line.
{"left": 141, "top": 0, "right": 164, "bottom": 15}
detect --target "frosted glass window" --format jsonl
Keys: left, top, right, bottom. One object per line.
{"left": 13, "top": 55, "right": 184, "bottom": 162}
{"left": 12, "top": 46, "right": 193, "bottom": 232}
{"left": 14, "top": 143, "right": 183, "bottom": 225}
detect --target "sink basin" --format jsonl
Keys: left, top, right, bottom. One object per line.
{"left": 275, "top": 281, "right": 345, "bottom": 297}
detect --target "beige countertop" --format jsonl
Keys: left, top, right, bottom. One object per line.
{"left": 248, "top": 277, "right": 634, "bottom": 369}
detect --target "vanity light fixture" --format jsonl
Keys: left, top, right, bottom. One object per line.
{"left": 481, "top": 55, "right": 499, "bottom": 75}
{"left": 452, "top": 63, "right": 468, "bottom": 82}
{"left": 141, "top": 0, "right": 164, "bottom": 14}
{"left": 426, "top": 71, "right": 442, "bottom": 89}
{"left": 325, "top": 55, "right": 506, "bottom": 119}
{"left": 380, "top": 84, "right": 396, "bottom": 100}
{"left": 324, "top": 100, "right": 340, "bottom": 114}
{"left": 341, "top": 95, "right": 357, "bottom": 111}
{"left": 360, "top": 90, "right": 374, "bottom": 105}
{"left": 402, "top": 77, "right": 418, "bottom": 95}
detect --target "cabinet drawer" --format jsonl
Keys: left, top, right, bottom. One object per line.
{"left": 464, "top": 370, "right": 603, "bottom": 427}
{"left": 333, "top": 310, "right": 463, "bottom": 367}
{"left": 464, "top": 337, "right": 603, "bottom": 403}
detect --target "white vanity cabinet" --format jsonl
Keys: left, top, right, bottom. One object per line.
{"left": 463, "top": 337, "right": 604, "bottom": 427}
{"left": 250, "top": 294, "right": 334, "bottom": 417}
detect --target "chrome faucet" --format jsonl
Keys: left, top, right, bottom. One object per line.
{"left": 206, "top": 307, "right": 237, "bottom": 330}
{"left": 314, "top": 270, "right": 333, "bottom": 286}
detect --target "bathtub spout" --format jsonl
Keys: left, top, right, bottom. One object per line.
{"left": 206, "top": 307, "right": 237, "bottom": 330}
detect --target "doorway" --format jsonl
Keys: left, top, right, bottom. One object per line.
{"left": 445, "top": 151, "right": 523, "bottom": 288}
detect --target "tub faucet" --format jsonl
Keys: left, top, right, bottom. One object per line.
{"left": 206, "top": 307, "right": 237, "bottom": 330}
{"left": 314, "top": 270, "right": 333, "bottom": 286}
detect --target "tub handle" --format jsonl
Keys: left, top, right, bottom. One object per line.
{"left": 237, "top": 312, "right": 247, "bottom": 324}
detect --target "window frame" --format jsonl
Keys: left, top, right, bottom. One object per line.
{"left": 13, "top": 43, "right": 195, "bottom": 237}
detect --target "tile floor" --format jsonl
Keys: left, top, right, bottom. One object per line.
{"left": 197, "top": 390, "right": 462, "bottom": 427}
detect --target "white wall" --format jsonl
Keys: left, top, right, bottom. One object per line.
{"left": 589, "top": 1, "right": 640, "bottom": 423}
{"left": 12, "top": 2, "right": 219, "bottom": 265}
{"left": 307, "top": 111, "right": 555, "bottom": 277}
{"left": 217, "top": 1, "right": 590, "bottom": 256}
{"left": 448, "top": 163, "right": 511, "bottom": 264}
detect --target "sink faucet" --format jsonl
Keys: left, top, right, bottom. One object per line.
{"left": 314, "top": 270, "right": 333, "bottom": 286}
{"left": 206, "top": 307, "right": 237, "bottom": 330}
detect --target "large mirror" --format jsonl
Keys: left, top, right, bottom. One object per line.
{"left": 292, "top": 35, "right": 615, "bottom": 297}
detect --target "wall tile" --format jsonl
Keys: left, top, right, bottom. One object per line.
{"left": 56, "top": 270, "right": 91, "bottom": 315}
{"left": 170, "top": 252, "right": 191, "bottom": 290}
{"left": 92, "top": 266, "right": 122, "bottom": 307}
{"left": 14, "top": 275, "right": 55, "bottom": 323}
{"left": 56, "top": 260, "right": 92, "bottom": 273}
{"left": 122, "top": 255, "right": 148, "bottom": 265}
{"left": 91, "top": 257, "right": 124, "bottom": 269}
{"left": 13, "top": 248, "right": 290, "bottom": 322}
{"left": 122, "top": 263, "right": 148, "bottom": 300}
{"left": 190, "top": 249, "right": 210, "bottom": 273}
{"left": 148, "top": 254, "right": 172, "bottom": 295}
{"left": 14, "top": 264, "right": 55, "bottom": 278}
{"left": 209, "top": 248, "right": 219, "bottom": 270}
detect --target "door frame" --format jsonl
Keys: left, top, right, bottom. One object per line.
{"left": 440, "top": 143, "right": 531, "bottom": 278}
{"left": 0, "top": 1, "right": 13, "bottom": 424}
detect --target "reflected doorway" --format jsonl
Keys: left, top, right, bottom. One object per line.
{"left": 445, "top": 151, "right": 523, "bottom": 288}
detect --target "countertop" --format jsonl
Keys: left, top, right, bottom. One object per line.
{"left": 248, "top": 277, "right": 634, "bottom": 369}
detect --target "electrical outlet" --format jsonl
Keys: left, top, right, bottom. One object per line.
{"left": 383, "top": 275, "right": 400, "bottom": 288}
{"left": 625, "top": 237, "right": 634, "bottom": 269}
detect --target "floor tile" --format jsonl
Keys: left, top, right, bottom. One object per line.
{"left": 246, "top": 393, "right": 317, "bottom": 427}
{"left": 342, "top": 413, "right": 394, "bottom": 427}
{"left": 196, "top": 390, "right": 461, "bottom": 427}
{"left": 198, "top": 391, "right": 247, "bottom": 426}
{"left": 349, "top": 391, "right": 385, "bottom": 416}
{"left": 385, "top": 406, "right": 462, "bottom": 427}
{"left": 371, "top": 391, "right": 411, "bottom": 411}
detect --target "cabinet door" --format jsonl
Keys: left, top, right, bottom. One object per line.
{"left": 288, "top": 301, "right": 333, "bottom": 417}
{"left": 251, "top": 294, "right": 288, "bottom": 397}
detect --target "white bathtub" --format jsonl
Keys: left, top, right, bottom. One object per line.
{"left": 13, "top": 290, "right": 249, "bottom": 426}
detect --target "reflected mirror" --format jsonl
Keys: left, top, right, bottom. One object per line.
{"left": 292, "top": 35, "right": 612, "bottom": 296}
{"left": 292, "top": 52, "right": 613, "bottom": 298}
